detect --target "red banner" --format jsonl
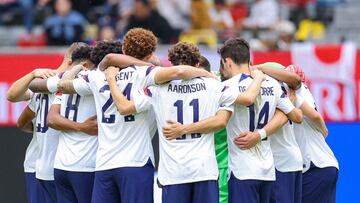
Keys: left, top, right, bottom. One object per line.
{"left": 1, "top": 45, "right": 360, "bottom": 126}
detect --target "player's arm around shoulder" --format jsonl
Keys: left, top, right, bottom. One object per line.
{"left": 153, "top": 65, "right": 215, "bottom": 85}
{"left": 57, "top": 65, "right": 85, "bottom": 94}
{"left": 7, "top": 68, "right": 56, "bottom": 102}
{"left": 235, "top": 69, "right": 265, "bottom": 106}
{"left": 274, "top": 80, "right": 303, "bottom": 124}
{"left": 104, "top": 66, "right": 137, "bottom": 115}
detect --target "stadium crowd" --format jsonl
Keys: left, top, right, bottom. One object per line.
{"left": 0, "top": 0, "right": 349, "bottom": 49}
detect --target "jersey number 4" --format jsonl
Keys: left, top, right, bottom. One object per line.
{"left": 99, "top": 83, "right": 135, "bottom": 124}
{"left": 248, "top": 101, "right": 270, "bottom": 133}
{"left": 173, "top": 99, "right": 201, "bottom": 140}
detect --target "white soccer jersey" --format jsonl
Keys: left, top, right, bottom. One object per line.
{"left": 24, "top": 94, "right": 39, "bottom": 173}
{"left": 225, "top": 74, "right": 295, "bottom": 181}
{"left": 269, "top": 84, "right": 303, "bottom": 172}
{"left": 53, "top": 71, "right": 98, "bottom": 172}
{"left": 33, "top": 74, "right": 61, "bottom": 180}
{"left": 72, "top": 66, "right": 158, "bottom": 171}
{"left": 294, "top": 83, "right": 339, "bottom": 172}
{"left": 138, "top": 77, "right": 237, "bottom": 186}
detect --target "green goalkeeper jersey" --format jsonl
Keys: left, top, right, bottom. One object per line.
{"left": 215, "top": 128, "right": 228, "bottom": 203}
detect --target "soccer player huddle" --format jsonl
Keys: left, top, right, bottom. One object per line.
{"left": 7, "top": 28, "right": 339, "bottom": 203}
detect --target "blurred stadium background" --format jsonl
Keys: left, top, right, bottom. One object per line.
{"left": 0, "top": 0, "right": 359, "bottom": 202}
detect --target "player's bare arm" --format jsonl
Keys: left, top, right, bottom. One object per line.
{"left": 162, "top": 110, "right": 232, "bottom": 140}
{"left": 255, "top": 64, "right": 301, "bottom": 89}
{"left": 104, "top": 66, "right": 137, "bottom": 115}
{"left": 57, "top": 65, "right": 84, "bottom": 94}
{"left": 154, "top": 65, "right": 216, "bottom": 85}
{"left": 299, "top": 101, "right": 328, "bottom": 137}
{"left": 7, "top": 68, "right": 56, "bottom": 102}
{"left": 17, "top": 106, "right": 36, "bottom": 133}
{"left": 99, "top": 53, "right": 152, "bottom": 71}
{"left": 47, "top": 104, "right": 98, "bottom": 136}
{"left": 234, "top": 109, "right": 288, "bottom": 150}
{"left": 235, "top": 69, "right": 265, "bottom": 106}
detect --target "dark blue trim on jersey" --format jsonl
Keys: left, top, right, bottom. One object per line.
{"left": 130, "top": 65, "right": 137, "bottom": 70}
{"left": 82, "top": 74, "right": 90, "bottom": 83}
{"left": 146, "top": 66, "right": 155, "bottom": 76}
{"left": 239, "top": 74, "right": 252, "bottom": 82}
{"left": 58, "top": 72, "right": 65, "bottom": 79}
{"left": 221, "top": 86, "right": 229, "bottom": 92}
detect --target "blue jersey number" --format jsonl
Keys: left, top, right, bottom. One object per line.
{"left": 99, "top": 85, "right": 115, "bottom": 123}
{"left": 248, "top": 101, "right": 270, "bottom": 134}
{"left": 173, "top": 98, "right": 201, "bottom": 140}
{"left": 35, "top": 94, "right": 49, "bottom": 133}
{"left": 64, "top": 94, "right": 81, "bottom": 121}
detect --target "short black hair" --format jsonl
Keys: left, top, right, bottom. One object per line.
{"left": 90, "top": 41, "right": 122, "bottom": 65}
{"left": 218, "top": 38, "right": 250, "bottom": 65}
{"left": 71, "top": 45, "right": 92, "bottom": 64}
{"left": 199, "top": 55, "right": 211, "bottom": 72}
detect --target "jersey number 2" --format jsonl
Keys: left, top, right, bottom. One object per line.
{"left": 173, "top": 99, "right": 201, "bottom": 140}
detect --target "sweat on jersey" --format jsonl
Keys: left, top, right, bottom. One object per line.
{"left": 294, "top": 83, "right": 339, "bottom": 173}
{"left": 72, "top": 66, "right": 158, "bottom": 171}
{"left": 134, "top": 77, "right": 238, "bottom": 186}
{"left": 31, "top": 73, "right": 62, "bottom": 180}
{"left": 268, "top": 84, "right": 303, "bottom": 172}
{"left": 52, "top": 70, "right": 98, "bottom": 172}
{"left": 224, "top": 74, "right": 295, "bottom": 181}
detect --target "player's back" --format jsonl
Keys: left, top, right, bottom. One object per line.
{"left": 225, "top": 74, "right": 285, "bottom": 181}
{"left": 148, "top": 77, "right": 234, "bottom": 185}
{"left": 33, "top": 92, "right": 59, "bottom": 180}
{"left": 76, "top": 67, "right": 156, "bottom": 171}
{"left": 54, "top": 70, "right": 98, "bottom": 172}
{"left": 294, "top": 83, "right": 338, "bottom": 172}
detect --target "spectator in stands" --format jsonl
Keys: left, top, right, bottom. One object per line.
{"left": 44, "top": 0, "right": 87, "bottom": 45}
{"left": 242, "top": 0, "right": 279, "bottom": 30}
{"left": 126, "top": 0, "right": 176, "bottom": 44}
{"left": 0, "top": 0, "right": 34, "bottom": 34}
{"left": 275, "top": 20, "right": 296, "bottom": 50}
{"left": 209, "top": 0, "right": 235, "bottom": 42}
{"left": 98, "top": 25, "right": 116, "bottom": 41}
{"left": 281, "top": 0, "right": 312, "bottom": 27}
{"left": 157, "top": 0, "right": 191, "bottom": 33}
{"left": 191, "top": 0, "right": 212, "bottom": 29}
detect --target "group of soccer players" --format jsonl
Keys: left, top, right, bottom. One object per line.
{"left": 7, "top": 27, "right": 338, "bottom": 203}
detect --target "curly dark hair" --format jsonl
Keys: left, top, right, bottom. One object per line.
{"left": 90, "top": 41, "right": 122, "bottom": 65}
{"left": 123, "top": 28, "right": 157, "bottom": 60}
{"left": 71, "top": 45, "right": 92, "bottom": 64}
{"left": 168, "top": 42, "right": 201, "bottom": 66}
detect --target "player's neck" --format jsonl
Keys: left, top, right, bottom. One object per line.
{"left": 233, "top": 64, "right": 250, "bottom": 76}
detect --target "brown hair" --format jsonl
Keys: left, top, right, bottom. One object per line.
{"left": 168, "top": 42, "right": 201, "bottom": 66}
{"left": 123, "top": 28, "right": 157, "bottom": 60}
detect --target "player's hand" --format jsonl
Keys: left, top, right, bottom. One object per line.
{"left": 104, "top": 66, "right": 119, "bottom": 80}
{"left": 148, "top": 54, "right": 162, "bottom": 66}
{"left": 32, "top": 68, "right": 57, "bottom": 79}
{"left": 80, "top": 115, "right": 98, "bottom": 136}
{"left": 234, "top": 131, "right": 261, "bottom": 150}
{"left": 251, "top": 69, "right": 266, "bottom": 81}
{"left": 162, "top": 120, "right": 186, "bottom": 140}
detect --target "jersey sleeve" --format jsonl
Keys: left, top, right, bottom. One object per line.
{"left": 28, "top": 94, "right": 37, "bottom": 112}
{"left": 218, "top": 83, "right": 237, "bottom": 112}
{"left": 274, "top": 81, "right": 295, "bottom": 114}
{"left": 73, "top": 72, "right": 93, "bottom": 96}
{"left": 46, "top": 73, "right": 62, "bottom": 93}
{"left": 144, "top": 66, "right": 161, "bottom": 87}
{"left": 133, "top": 88, "right": 152, "bottom": 113}
{"left": 52, "top": 93, "right": 62, "bottom": 105}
